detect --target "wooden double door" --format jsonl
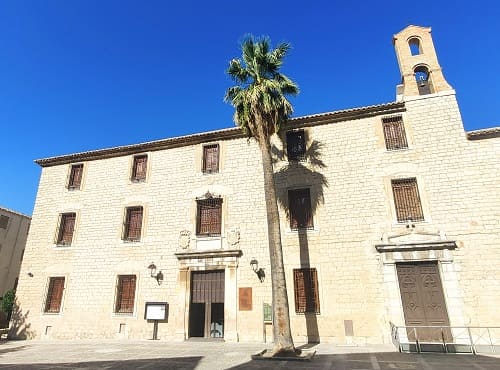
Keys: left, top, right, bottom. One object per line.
{"left": 189, "top": 270, "right": 225, "bottom": 338}
{"left": 396, "top": 262, "right": 451, "bottom": 342}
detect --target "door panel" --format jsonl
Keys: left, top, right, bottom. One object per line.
{"left": 396, "top": 262, "right": 451, "bottom": 342}
{"left": 189, "top": 270, "right": 225, "bottom": 338}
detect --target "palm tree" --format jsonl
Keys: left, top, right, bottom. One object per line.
{"left": 224, "top": 35, "right": 299, "bottom": 356}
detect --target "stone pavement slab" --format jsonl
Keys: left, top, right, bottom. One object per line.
{"left": 0, "top": 340, "right": 499, "bottom": 369}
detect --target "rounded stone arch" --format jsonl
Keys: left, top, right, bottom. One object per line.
{"left": 407, "top": 37, "right": 423, "bottom": 56}
{"left": 413, "top": 64, "right": 433, "bottom": 94}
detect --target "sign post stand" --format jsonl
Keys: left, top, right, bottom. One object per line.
{"left": 263, "top": 303, "right": 273, "bottom": 343}
{"left": 144, "top": 302, "right": 168, "bottom": 340}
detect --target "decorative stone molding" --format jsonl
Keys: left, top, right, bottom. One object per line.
{"left": 178, "top": 230, "right": 191, "bottom": 249}
{"left": 226, "top": 227, "right": 240, "bottom": 246}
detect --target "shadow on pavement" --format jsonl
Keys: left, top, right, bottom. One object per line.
{"left": 0, "top": 356, "right": 203, "bottom": 370}
{"left": 228, "top": 352, "right": 500, "bottom": 369}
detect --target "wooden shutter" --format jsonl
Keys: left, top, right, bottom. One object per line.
{"left": 58, "top": 213, "right": 76, "bottom": 245}
{"left": 286, "top": 130, "right": 306, "bottom": 161}
{"left": 116, "top": 275, "right": 136, "bottom": 313}
{"left": 288, "top": 189, "right": 313, "bottom": 229}
{"left": 68, "top": 164, "right": 83, "bottom": 189}
{"left": 45, "top": 277, "right": 65, "bottom": 313}
{"left": 383, "top": 116, "right": 408, "bottom": 150}
{"left": 197, "top": 198, "right": 222, "bottom": 236}
{"left": 191, "top": 270, "right": 225, "bottom": 304}
{"left": 124, "top": 207, "right": 143, "bottom": 241}
{"left": 202, "top": 144, "right": 219, "bottom": 173}
{"left": 392, "top": 178, "right": 424, "bottom": 222}
{"left": 293, "top": 268, "right": 320, "bottom": 314}
{"left": 132, "top": 155, "right": 147, "bottom": 181}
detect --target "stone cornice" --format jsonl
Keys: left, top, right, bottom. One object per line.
{"left": 175, "top": 249, "right": 242, "bottom": 260}
{"left": 375, "top": 241, "right": 457, "bottom": 253}
{"left": 35, "top": 101, "right": 405, "bottom": 167}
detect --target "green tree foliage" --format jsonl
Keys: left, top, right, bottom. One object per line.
{"left": 225, "top": 35, "right": 300, "bottom": 356}
{"left": 1, "top": 289, "right": 15, "bottom": 316}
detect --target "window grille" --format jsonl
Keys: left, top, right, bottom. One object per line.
{"left": 123, "top": 207, "right": 143, "bottom": 242}
{"left": 131, "top": 155, "right": 147, "bottom": 181}
{"left": 286, "top": 130, "right": 306, "bottom": 161}
{"left": 391, "top": 178, "right": 424, "bottom": 222}
{"left": 115, "top": 275, "right": 136, "bottom": 314}
{"left": 293, "top": 268, "right": 320, "bottom": 314}
{"left": 68, "top": 164, "right": 83, "bottom": 190}
{"left": 202, "top": 144, "right": 219, "bottom": 173}
{"left": 382, "top": 116, "right": 408, "bottom": 150}
{"left": 288, "top": 188, "right": 313, "bottom": 230}
{"left": 44, "top": 277, "right": 65, "bottom": 313}
{"left": 196, "top": 198, "right": 222, "bottom": 236}
{"left": 57, "top": 213, "right": 76, "bottom": 245}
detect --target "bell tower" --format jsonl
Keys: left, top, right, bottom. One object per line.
{"left": 393, "top": 25, "right": 452, "bottom": 100}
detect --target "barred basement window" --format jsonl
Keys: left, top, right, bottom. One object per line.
{"left": 293, "top": 268, "right": 320, "bottom": 314}
{"left": 123, "top": 207, "right": 143, "bottom": 242}
{"left": 391, "top": 178, "right": 424, "bottom": 222}
{"left": 196, "top": 198, "right": 222, "bottom": 236}
{"left": 115, "top": 275, "right": 136, "bottom": 314}
{"left": 131, "top": 155, "right": 148, "bottom": 182}
{"left": 288, "top": 188, "right": 313, "bottom": 230}
{"left": 382, "top": 116, "right": 408, "bottom": 150}
{"left": 44, "top": 277, "right": 65, "bottom": 313}
{"left": 0, "top": 215, "right": 9, "bottom": 229}
{"left": 202, "top": 144, "right": 219, "bottom": 173}
{"left": 286, "top": 130, "right": 306, "bottom": 161}
{"left": 68, "top": 164, "right": 83, "bottom": 190}
{"left": 56, "top": 213, "right": 76, "bottom": 246}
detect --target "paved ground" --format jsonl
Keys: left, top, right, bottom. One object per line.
{"left": 0, "top": 339, "right": 499, "bottom": 369}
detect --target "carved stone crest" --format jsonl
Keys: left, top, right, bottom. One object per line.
{"left": 179, "top": 230, "right": 191, "bottom": 249}
{"left": 227, "top": 228, "right": 240, "bottom": 246}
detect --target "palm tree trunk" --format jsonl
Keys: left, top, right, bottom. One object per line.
{"left": 258, "top": 136, "right": 296, "bottom": 355}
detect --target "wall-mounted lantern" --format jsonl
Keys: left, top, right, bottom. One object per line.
{"left": 250, "top": 258, "right": 265, "bottom": 283}
{"left": 148, "top": 262, "right": 164, "bottom": 285}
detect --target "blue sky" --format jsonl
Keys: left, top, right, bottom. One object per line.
{"left": 1, "top": 1, "right": 499, "bottom": 216}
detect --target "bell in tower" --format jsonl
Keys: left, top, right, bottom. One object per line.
{"left": 393, "top": 25, "right": 453, "bottom": 100}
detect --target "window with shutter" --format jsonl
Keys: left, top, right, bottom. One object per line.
{"left": 0, "top": 215, "right": 9, "bottom": 229}
{"left": 391, "top": 178, "right": 424, "bottom": 222}
{"left": 288, "top": 188, "right": 313, "bottom": 230}
{"left": 293, "top": 268, "right": 320, "bottom": 314}
{"left": 44, "top": 277, "right": 65, "bottom": 313}
{"left": 131, "top": 155, "right": 148, "bottom": 182}
{"left": 57, "top": 213, "right": 76, "bottom": 246}
{"left": 382, "top": 116, "right": 408, "bottom": 150}
{"left": 202, "top": 144, "right": 220, "bottom": 173}
{"left": 123, "top": 207, "right": 143, "bottom": 242}
{"left": 68, "top": 164, "right": 83, "bottom": 190}
{"left": 286, "top": 130, "right": 306, "bottom": 161}
{"left": 115, "top": 275, "right": 136, "bottom": 314}
{"left": 196, "top": 198, "right": 222, "bottom": 236}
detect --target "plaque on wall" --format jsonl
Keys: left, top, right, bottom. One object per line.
{"left": 239, "top": 287, "right": 252, "bottom": 311}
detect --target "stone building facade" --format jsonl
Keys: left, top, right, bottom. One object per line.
{"left": 13, "top": 25, "right": 500, "bottom": 344}
{"left": 0, "top": 207, "right": 30, "bottom": 326}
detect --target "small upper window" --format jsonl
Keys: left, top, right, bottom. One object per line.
{"left": 286, "top": 130, "right": 306, "bottom": 161}
{"left": 202, "top": 144, "right": 219, "bottom": 173}
{"left": 68, "top": 164, "right": 83, "bottom": 190}
{"left": 0, "top": 215, "right": 9, "bottom": 229}
{"left": 408, "top": 38, "right": 422, "bottom": 56}
{"left": 288, "top": 188, "right": 313, "bottom": 230}
{"left": 56, "top": 213, "right": 76, "bottom": 246}
{"left": 382, "top": 116, "right": 408, "bottom": 150}
{"left": 131, "top": 155, "right": 148, "bottom": 182}
{"left": 123, "top": 207, "right": 143, "bottom": 242}
{"left": 391, "top": 178, "right": 424, "bottom": 223}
